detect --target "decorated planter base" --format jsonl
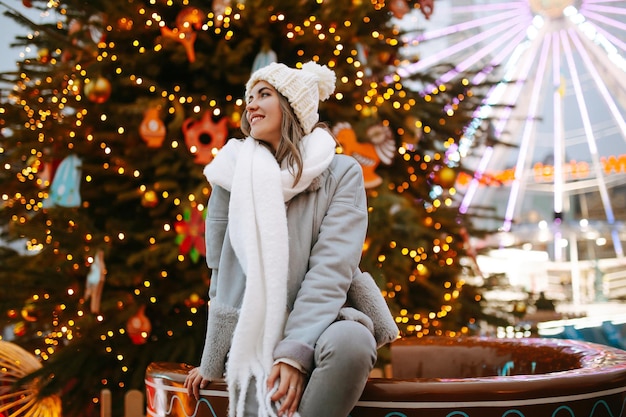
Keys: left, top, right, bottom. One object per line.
{"left": 145, "top": 337, "right": 626, "bottom": 417}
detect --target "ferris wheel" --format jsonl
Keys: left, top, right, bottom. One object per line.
{"left": 400, "top": 0, "right": 626, "bottom": 257}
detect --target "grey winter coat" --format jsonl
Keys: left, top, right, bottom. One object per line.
{"left": 198, "top": 153, "right": 398, "bottom": 380}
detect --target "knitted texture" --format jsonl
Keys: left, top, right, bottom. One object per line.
{"left": 245, "top": 61, "right": 336, "bottom": 134}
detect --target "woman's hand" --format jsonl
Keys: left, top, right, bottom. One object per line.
{"left": 267, "top": 362, "right": 305, "bottom": 417}
{"left": 184, "top": 367, "right": 211, "bottom": 401}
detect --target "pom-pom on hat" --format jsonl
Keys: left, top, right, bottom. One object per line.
{"left": 245, "top": 61, "right": 336, "bottom": 134}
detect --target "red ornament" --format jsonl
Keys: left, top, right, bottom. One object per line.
{"left": 139, "top": 107, "right": 166, "bottom": 147}
{"left": 126, "top": 305, "right": 151, "bottom": 345}
{"left": 20, "top": 302, "right": 38, "bottom": 322}
{"left": 389, "top": 0, "right": 410, "bottom": 19}
{"left": 176, "top": 7, "right": 203, "bottom": 30}
{"left": 13, "top": 322, "right": 27, "bottom": 337}
{"left": 418, "top": 0, "right": 435, "bottom": 19}
{"left": 182, "top": 111, "right": 228, "bottom": 164}
{"left": 160, "top": 8, "right": 203, "bottom": 63}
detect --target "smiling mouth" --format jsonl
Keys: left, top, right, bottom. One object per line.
{"left": 250, "top": 115, "right": 264, "bottom": 124}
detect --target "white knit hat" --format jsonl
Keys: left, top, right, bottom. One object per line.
{"left": 245, "top": 61, "right": 336, "bottom": 134}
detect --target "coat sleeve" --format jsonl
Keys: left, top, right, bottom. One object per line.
{"left": 199, "top": 185, "right": 234, "bottom": 379}
{"left": 204, "top": 185, "right": 229, "bottom": 298}
{"left": 273, "top": 156, "right": 368, "bottom": 372}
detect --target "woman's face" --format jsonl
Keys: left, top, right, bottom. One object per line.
{"left": 246, "top": 81, "right": 283, "bottom": 151}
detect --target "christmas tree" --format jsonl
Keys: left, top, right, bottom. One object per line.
{"left": 0, "top": 0, "right": 499, "bottom": 415}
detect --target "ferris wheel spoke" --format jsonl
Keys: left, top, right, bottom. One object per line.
{"left": 433, "top": 20, "right": 528, "bottom": 87}
{"left": 551, "top": 32, "right": 565, "bottom": 218}
{"left": 579, "top": 9, "right": 626, "bottom": 30}
{"left": 472, "top": 27, "right": 530, "bottom": 84}
{"left": 503, "top": 35, "right": 553, "bottom": 231}
{"left": 569, "top": 28, "right": 626, "bottom": 140}
{"left": 412, "top": 8, "right": 526, "bottom": 42}
{"left": 451, "top": 2, "right": 527, "bottom": 14}
{"left": 581, "top": 3, "right": 626, "bottom": 14}
{"left": 560, "top": 29, "right": 614, "bottom": 212}
{"left": 400, "top": 10, "right": 531, "bottom": 77}
{"left": 460, "top": 21, "right": 543, "bottom": 214}
{"left": 586, "top": 22, "right": 626, "bottom": 51}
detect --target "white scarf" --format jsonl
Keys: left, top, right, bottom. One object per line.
{"left": 203, "top": 128, "right": 336, "bottom": 417}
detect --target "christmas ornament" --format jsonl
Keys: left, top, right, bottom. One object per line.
{"left": 43, "top": 154, "right": 82, "bottom": 208}
{"left": 20, "top": 301, "right": 38, "bottom": 322}
{"left": 88, "top": 13, "right": 106, "bottom": 44}
{"left": 12, "top": 322, "right": 26, "bottom": 337}
{"left": 377, "top": 50, "right": 396, "bottom": 66}
{"left": 139, "top": 106, "right": 167, "bottom": 148}
{"left": 68, "top": 18, "right": 82, "bottom": 37}
{"left": 366, "top": 124, "right": 395, "bottom": 165}
{"left": 334, "top": 122, "right": 394, "bottom": 189}
{"left": 126, "top": 305, "right": 152, "bottom": 345}
{"left": 182, "top": 111, "right": 228, "bottom": 165}
{"left": 0, "top": 341, "right": 62, "bottom": 415}
{"left": 435, "top": 166, "right": 457, "bottom": 189}
{"left": 161, "top": 7, "right": 202, "bottom": 63}
{"left": 175, "top": 208, "right": 206, "bottom": 263}
{"left": 418, "top": 0, "right": 435, "bottom": 19}
{"left": 176, "top": 7, "right": 203, "bottom": 31}
{"left": 37, "top": 47, "right": 51, "bottom": 63}
{"left": 84, "top": 76, "right": 111, "bottom": 103}
{"left": 185, "top": 293, "right": 204, "bottom": 308}
{"left": 389, "top": 0, "right": 410, "bottom": 19}
{"left": 141, "top": 190, "right": 159, "bottom": 208}
{"left": 85, "top": 249, "right": 106, "bottom": 314}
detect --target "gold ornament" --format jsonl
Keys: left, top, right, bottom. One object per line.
{"left": 84, "top": 76, "right": 111, "bottom": 104}
{"left": 436, "top": 166, "right": 457, "bottom": 189}
{"left": 142, "top": 190, "right": 159, "bottom": 208}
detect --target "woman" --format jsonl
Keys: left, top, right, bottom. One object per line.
{"left": 184, "top": 61, "right": 397, "bottom": 417}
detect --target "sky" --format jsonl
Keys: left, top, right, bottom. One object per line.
{"left": 0, "top": 1, "right": 46, "bottom": 72}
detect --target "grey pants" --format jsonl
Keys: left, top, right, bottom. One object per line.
{"left": 243, "top": 320, "right": 377, "bottom": 417}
